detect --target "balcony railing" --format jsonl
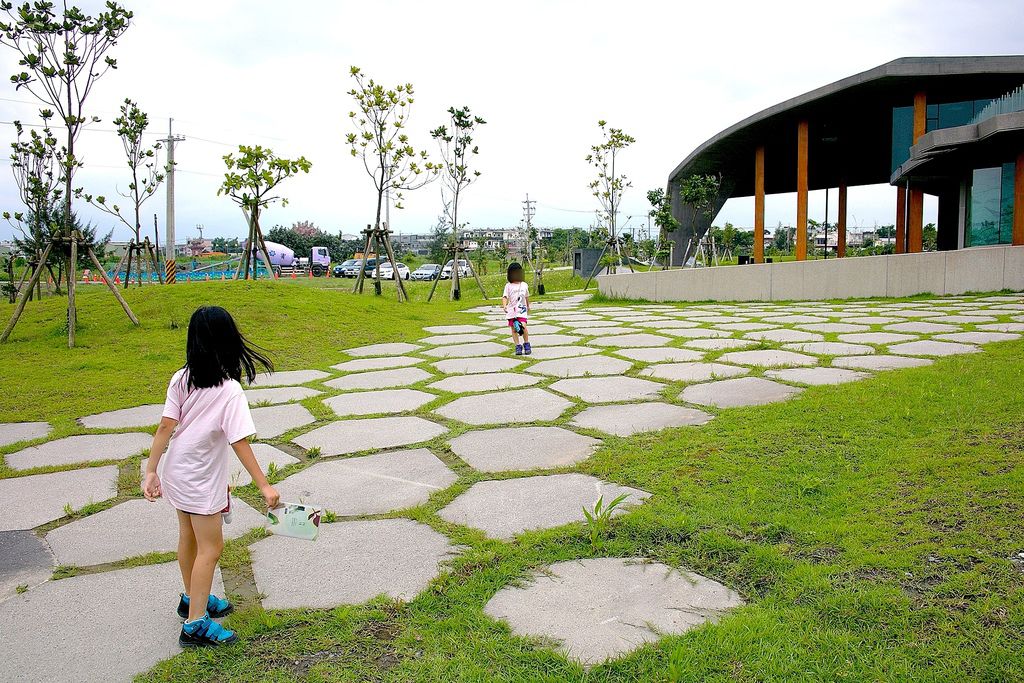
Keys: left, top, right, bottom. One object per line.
{"left": 970, "top": 83, "right": 1024, "bottom": 125}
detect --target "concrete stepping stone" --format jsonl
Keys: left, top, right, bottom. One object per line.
{"left": 765, "top": 367, "right": 870, "bottom": 385}
{"left": 926, "top": 315, "right": 996, "bottom": 324}
{"left": 683, "top": 338, "right": 756, "bottom": 351}
{"left": 274, "top": 449, "right": 455, "bottom": 515}
{"left": 550, "top": 376, "right": 665, "bottom": 403}
{"left": 718, "top": 350, "right": 817, "bottom": 368}
{"left": 343, "top": 342, "right": 423, "bottom": 357}
{"left": 252, "top": 403, "right": 316, "bottom": 439}
{"left": 450, "top": 426, "right": 600, "bottom": 472}
{"left": 435, "top": 388, "right": 572, "bottom": 425}
{"left": 6, "top": 433, "right": 151, "bottom": 471}
{"left": 142, "top": 443, "right": 299, "bottom": 488}
{"left": 885, "top": 321, "right": 962, "bottom": 334}
{"left": 683, "top": 315, "right": 746, "bottom": 324}
{"left": 744, "top": 329, "right": 824, "bottom": 343}
{"left": 888, "top": 340, "right": 980, "bottom": 356}
{"left": 324, "top": 389, "right": 436, "bottom": 417}
{"left": 252, "top": 519, "right": 456, "bottom": 608}
{"left": 525, "top": 345, "right": 601, "bottom": 360}
{"left": 503, "top": 333, "right": 582, "bottom": 346}
{"left": 422, "top": 324, "right": 488, "bottom": 333}
{"left": 659, "top": 328, "right": 732, "bottom": 339}
{"left": 418, "top": 333, "right": 496, "bottom": 345}
{"left": 331, "top": 356, "right": 421, "bottom": 372}
{"left": 797, "top": 322, "right": 871, "bottom": 333}
{"left": 527, "top": 356, "right": 633, "bottom": 378}
{"left": 614, "top": 347, "right": 705, "bottom": 363}
{"left": 844, "top": 316, "right": 903, "bottom": 325}
{"left": 0, "top": 562, "right": 225, "bottom": 683}
{"left": 681, "top": 377, "right": 802, "bottom": 408}
{"left": 611, "top": 315, "right": 667, "bottom": 323}
{"left": 588, "top": 333, "right": 672, "bottom": 348}
{"left": 428, "top": 373, "right": 540, "bottom": 393}
{"left": 293, "top": 416, "right": 446, "bottom": 456}
{"left": 79, "top": 404, "right": 164, "bottom": 429}
{"left": 636, "top": 319, "right": 700, "bottom": 329}
{"left": 0, "top": 421, "right": 51, "bottom": 447}
{"left": 0, "top": 531, "right": 53, "bottom": 598}
{"left": 0, "top": 467, "right": 118, "bottom": 530}
{"left": 248, "top": 369, "right": 331, "bottom": 387}
{"left": 438, "top": 473, "right": 649, "bottom": 539}
{"left": 838, "top": 332, "right": 918, "bottom": 344}
{"left": 422, "top": 341, "right": 509, "bottom": 358}
{"left": 432, "top": 356, "right": 526, "bottom": 374}
{"left": 522, "top": 323, "right": 566, "bottom": 334}
{"left": 832, "top": 355, "right": 933, "bottom": 371}
{"left": 640, "top": 362, "right": 748, "bottom": 383}
{"left": 570, "top": 402, "right": 712, "bottom": 436}
{"left": 246, "top": 386, "right": 322, "bottom": 405}
{"left": 46, "top": 497, "right": 264, "bottom": 567}
{"left": 888, "top": 309, "right": 940, "bottom": 318}
{"left": 935, "top": 331, "right": 1020, "bottom": 344}
{"left": 573, "top": 326, "right": 639, "bottom": 336}
{"left": 484, "top": 557, "right": 743, "bottom": 666}
{"left": 716, "top": 322, "right": 776, "bottom": 331}
{"left": 978, "top": 322, "right": 1024, "bottom": 332}
{"left": 782, "top": 341, "right": 875, "bottom": 356}
{"left": 325, "top": 367, "right": 433, "bottom": 391}
{"left": 760, "top": 314, "right": 828, "bottom": 324}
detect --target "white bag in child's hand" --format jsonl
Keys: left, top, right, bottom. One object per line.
{"left": 266, "top": 502, "right": 322, "bottom": 541}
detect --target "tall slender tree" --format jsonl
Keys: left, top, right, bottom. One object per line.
{"left": 586, "top": 121, "right": 634, "bottom": 242}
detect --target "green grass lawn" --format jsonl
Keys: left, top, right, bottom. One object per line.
{"left": 2, "top": 284, "right": 1023, "bottom": 681}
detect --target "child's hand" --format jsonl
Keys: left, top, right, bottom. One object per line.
{"left": 142, "top": 472, "right": 162, "bottom": 501}
{"left": 261, "top": 484, "right": 280, "bottom": 509}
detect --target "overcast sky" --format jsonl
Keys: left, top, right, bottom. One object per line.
{"left": 0, "top": 0, "right": 1020, "bottom": 243}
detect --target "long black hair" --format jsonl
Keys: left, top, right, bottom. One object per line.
{"left": 507, "top": 262, "right": 525, "bottom": 283}
{"left": 183, "top": 306, "right": 273, "bottom": 389}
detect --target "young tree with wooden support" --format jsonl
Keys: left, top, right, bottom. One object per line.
{"left": 583, "top": 121, "right": 635, "bottom": 290}
{"left": 0, "top": 0, "right": 138, "bottom": 347}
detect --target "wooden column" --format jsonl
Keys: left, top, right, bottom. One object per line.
{"left": 907, "top": 91, "right": 926, "bottom": 252}
{"left": 796, "top": 120, "right": 808, "bottom": 261}
{"left": 895, "top": 185, "right": 907, "bottom": 253}
{"left": 754, "top": 145, "right": 765, "bottom": 263}
{"left": 837, "top": 183, "right": 847, "bottom": 258}
{"left": 1014, "top": 150, "right": 1024, "bottom": 246}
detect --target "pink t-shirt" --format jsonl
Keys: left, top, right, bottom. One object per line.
{"left": 159, "top": 369, "right": 256, "bottom": 515}
{"left": 503, "top": 282, "right": 529, "bottom": 320}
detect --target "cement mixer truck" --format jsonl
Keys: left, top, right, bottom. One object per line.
{"left": 247, "top": 241, "right": 332, "bottom": 276}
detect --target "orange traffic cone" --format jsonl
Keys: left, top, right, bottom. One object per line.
{"left": 113, "top": 274, "right": 120, "bottom": 284}
{"left": 307, "top": 269, "right": 313, "bottom": 278}
{"left": 291, "top": 271, "right": 296, "bottom": 279}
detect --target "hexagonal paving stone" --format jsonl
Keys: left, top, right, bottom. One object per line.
{"left": 79, "top": 404, "right": 164, "bottom": 429}
{"left": 435, "top": 388, "right": 572, "bottom": 425}
{"left": 432, "top": 356, "right": 526, "bottom": 374}
{"left": 293, "top": 416, "right": 447, "bottom": 457}
{"left": 637, "top": 319, "right": 700, "bottom": 329}
{"left": 888, "top": 340, "right": 980, "bottom": 357}
{"left": 45, "top": 498, "right": 265, "bottom": 566}
{"left": 142, "top": 443, "right": 298, "bottom": 489}
{"left": 0, "top": 466, "right": 118, "bottom": 530}
{"left": 248, "top": 369, "right": 332, "bottom": 387}
{"left": 978, "top": 322, "right": 1024, "bottom": 333}
{"left": 550, "top": 376, "right": 665, "bottom": 403}
{"left": 570, "top": 402, "right": 712, "bottom": 436}
{"left": 525, "top": 345, "right": 602, "bottom": 360}
{"left": 324, "top": 389, "right": 436, "bottom": 417}
{"left": 274, "top": 449, "right": 456, "bottom": 515}
{"left": 418, "top": 333, "right": 497, "bottom": 346}
{"left": 837, "top": 332, "right": 918, "bottom": 344}
{"left": 422, "top": 341, "right": 510, "bottom": 358}
{"left": 888, "top": 309, "right": 941, "bottom": 318}
{"left": 765, "top": 367, "right": 871, "bottom": 385}
{"left": 572, "top": 326, "right": 639, "bottom": 337}
{"left": 718, "top": 350, "right": 818, "bottom": 368}
{"left": 613, "top": 347, "right": 705, "bottom": 363}
{"left": 252, "top": 519, "right": 457, "bottom": 608}
{"left": 588, "top": 333, "right": 672, "bottom": 348}
{"left": 0, "top": 531, "right": 52, "bottom": 598}
{"left": 438, "top": 473, "right": 649, "bottom": 539}
{"left": 683, "top": 338, "right": 756, "bottom": 351}
{"left": 681, "top": 377, "right": 803, "bottom": 408}
{"left": 484, "top": 558, "right": 744, "bottom": 666}
{"left": 884, "top": 321, "right": 962, "bottom": 334}
{"left": 428, "top": 373, "right": 540, "bottom": 393}
{"left": 422, "top": 324, "right": 488, "bottom": 334}
{"left": 526, "top": 355, "right": 633, "bottom": 378}
{"left": 6, "top": 433, "right": 151, "bottom": 471}
{"left": 0, "top": 562, "right": 225, "bottom": 683}
{"left": 0, "top": 421, "right": 51, "bottom": 448}
{"left": 343, "top": 342, "right": 423, "bottom": 357}
{"left": 781, "top": 341, "right": 876, "bottom": 356}
{"left": 744, "top": 329, "right": 824, "bottom": 343}
{"left": 935, "top": 331, "right": 1020, "bottom": 344}
{"left": 716, "top": 322, "right": 776, "bottom": 331}
{"left": 515, "top": 334, "right": 585, "bottom": 347}
{"left": 797, "top": 322, "right": 871, "bottom": 333}
{"left": 658, "top": 328, "right": 732, "bottom": 339}
{"left": 639, "top": 362, "right": 748, "bottom": 383}
{"left": 325, "top": 367, "right": 434, "bottom": 391}
{"left": 245, "top": 386, "right": 323, "bottom": 405}
{"left": 252, "top": 403, "right": 316, "bottom": 439}
{"left": 331, "top": 356, "right": 422, "bottom": 372}
{"left": 760, "top": 314, "right": 828, "bottom": 324}
{"left": 832, "top": 355, "right": 933, "bottom": 371}
{"left": 926, "top": 315, "right": 996, "bottom": 324}
{"left": 450, "top": 426, "right": 601, "bottom": 472}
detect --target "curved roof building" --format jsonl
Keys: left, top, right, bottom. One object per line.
{"left": 666, "top": 56, "right": 1024, "bottom": 264}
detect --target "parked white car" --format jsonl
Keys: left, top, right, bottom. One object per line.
{"left": 375, "top": 261, "right": 411, "bottom": 280}
{"left": 440, "top": 259, "right": 471, "bottom": 279}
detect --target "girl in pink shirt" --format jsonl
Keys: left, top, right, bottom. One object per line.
{"left": 143, "top": 306, "right": 280, "bottom": 648}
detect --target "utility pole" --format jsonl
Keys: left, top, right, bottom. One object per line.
{"left": 160, "top": 119, "right": 185, "bottom": 283}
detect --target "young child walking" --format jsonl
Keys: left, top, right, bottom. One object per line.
{"left": 143, "top": 306, "right": 280, "bottom": 648}
{"left": 502, "top": 262, "right": 531, "bottom": 355}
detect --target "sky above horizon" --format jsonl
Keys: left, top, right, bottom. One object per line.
{"left": 0, "top": 0, "right": 1020, "bottom": 243}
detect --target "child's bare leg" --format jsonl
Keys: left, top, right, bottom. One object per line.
{"left": 510, "top": 328, "right": 521, "bottom": 345}
{"left": 187, "top": 512, "right": 224, "bottom": 621}
{"left": 176, "top": 509, "right": 197, "bottom": 596}
{"left": 522, "top": 327, "right": 530, "bottom": 343}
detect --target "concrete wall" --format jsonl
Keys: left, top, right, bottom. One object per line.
{"left": 597, "top": 245, "right": 1024, "bottom": 301}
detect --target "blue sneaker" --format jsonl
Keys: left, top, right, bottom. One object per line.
{"left": 515, "top": 344, "right": 523, "bottom": 356}
{"left": 177, "top": 593, "right": 233, "bottom": 620}
{"left": 523, "top": 342, "right": 532, "bottom": 355}
{"left": 179, "top": 613, "right": 238, "bottom": 648}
